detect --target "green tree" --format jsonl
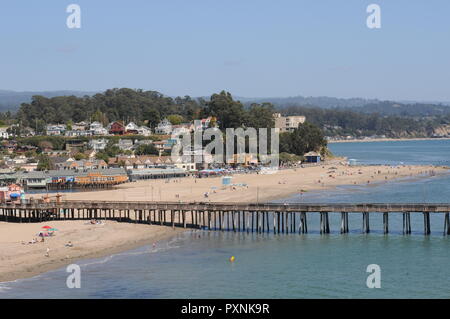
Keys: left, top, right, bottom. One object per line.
{"left": 167, "top": 114, "right": 184, "bottom": 125}
{"left": 245, "top": 103, "right": 275, "bottom": 129}
{"left": 74, "top": 152, "right": 87, "bottom": 160}
{"left": 205, "top": 91, "right": 246, "bottom": 129}
{"left": 135, "top": 144, "right": 158, "bottom": 155}
{"left": 95, "top": 151, "right": 110, "bottom": 162}
{"left": 288, "top": 122, "right": 327, "bottom": 156}
{"left": 37, "top": 154, "right": 52, "bottom": 171}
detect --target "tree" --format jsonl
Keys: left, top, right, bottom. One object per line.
{"left": 288, "top": 122, "right": 327, "bottom": 156}
{"left": 135, "top": 144, "right": 158, "bottom": 155}
{"left": 205, "top": 91, "right": 246, "bottom": 129}
{"left": 37, "top": 154, "right": 52, "bottom": 171}
{"left": 143, "top": 108, "right": 161, "bottom": 128}
{"left": 95, "top": 151, "right": 110, "bottom": 162}
{"left": 245, "top": 103, "right": 275, "bottom": 129}
{"left": 38, "top": 141, "right": 53, "bottom": 151}
{"left": 74, "top": 152, "right": 87, "bottom": 160}
{"left": 66, "top": 120, "right": 73, "bottom": 131}
{"left": 167, "top": 114, "right": 184, "bottom": 125}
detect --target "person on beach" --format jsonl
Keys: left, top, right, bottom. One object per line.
{"left": 45, "top": 247, "right": 50, "bottom": 257}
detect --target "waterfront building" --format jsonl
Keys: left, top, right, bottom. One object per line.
{"left": 273, "top": 113, "right": 306, "bottom": 132}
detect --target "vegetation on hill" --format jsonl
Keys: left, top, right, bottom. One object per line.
{"left": 280, "top": 105, "right": 446, "bottom": 138}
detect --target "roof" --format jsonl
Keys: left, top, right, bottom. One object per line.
{"left": 0, "top": 168, "right": 128, "bottom": 180}
{"left": 304, "top": 151, "right": 321, "bottom": 157}
{"left": 129, "top": 168, "right": 186, "bottom": 176}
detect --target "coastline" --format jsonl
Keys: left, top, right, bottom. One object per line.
{"left": 1, "top": 163, "right": 449, "bottom": 284}
{"left": 328, "top": 137, "right": 450, "bottom": 144}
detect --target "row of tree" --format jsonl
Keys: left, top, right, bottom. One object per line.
{"left": 14, "top": 89, "right": 276, "bottom": 133}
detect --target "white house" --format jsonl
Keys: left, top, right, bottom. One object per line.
{"left": 46, "top": 124, "right": 67, "bottom": 136}
{"left": 117, "top": 139, "right": 134, "bottom": 151}
{"left": 65, "top": 130, "right": 92, "bottom": 137}
{"left": 89, "top": 121, "right": 108, "bottom": 136}
{"left": 125, "top": 122, "right": 140, "bottom": 134}
{"left": 137, "top": 126, "right": 152, "bottom": 136}
{"left": 155, "top": 119, "right": 172, "bottom": 135}
{"left": 0, "top": 127, "right": 10, "bottom": 139}
{"left": 89, "top": 138, "right": 108, "bottom": 151}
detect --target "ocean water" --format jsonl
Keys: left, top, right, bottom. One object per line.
{"left": 1, "top": 140, "right": 449, "bottom": 298}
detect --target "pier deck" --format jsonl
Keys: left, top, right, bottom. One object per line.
{"left": 0, "top": 201, "right": 449, "bottom": 235}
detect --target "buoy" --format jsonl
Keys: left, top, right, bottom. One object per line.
{"left": 229, "top": 256, "right": 235, "bottom": 262}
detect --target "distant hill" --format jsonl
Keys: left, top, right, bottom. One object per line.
{"left": 237, "top": 95, "right": 380, "bottom": 108}
{"left": 2, "top": 90, "right": 450, "bottom": 118}
{"left": 238, "top": 95, "right": 450, "bottom": 117}
{"left": 0, "top": 90, "right": 96, "bottom": 112}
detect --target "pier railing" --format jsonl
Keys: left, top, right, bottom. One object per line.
{"left": 0, "top": 201, "right": 449, "bottom": 236}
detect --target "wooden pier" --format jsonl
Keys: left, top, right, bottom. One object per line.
{"left": 0, "top": 201, "right": 450, "bottom": 236}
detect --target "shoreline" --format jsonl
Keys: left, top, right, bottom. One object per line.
{"left": 1, "top": 163, "right": 449, "bottom": 284}
{"left": 328, "top": 137, "right": 450, "bottom": 144}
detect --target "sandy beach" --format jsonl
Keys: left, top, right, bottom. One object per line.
{"left": 0, "top": 221, "right": 183, "bottom": 283}
{"left": 1, "top": 163, "right": 448, "bottom": 283}
{"left": 61, "top": 163, "right": 448, "bottom": 203}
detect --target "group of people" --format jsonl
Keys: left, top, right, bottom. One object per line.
{"left": 22, "top": 237, "right": 44, "bottom": 245}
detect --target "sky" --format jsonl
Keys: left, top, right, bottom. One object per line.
{"left": 1, "top": 0, "right": 450, "bottom": 101}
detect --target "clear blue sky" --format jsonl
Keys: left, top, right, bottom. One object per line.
{"left": 1, "top": 0, "right": 449, "bottom": 101}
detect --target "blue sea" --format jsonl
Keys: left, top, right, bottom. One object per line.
{"left": 1, "top": 140, "right": 449, "bottom": 298}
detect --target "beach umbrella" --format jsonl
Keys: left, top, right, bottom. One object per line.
{"left": 42, "top": 226, "right": 52, "bottom": 229}
{"left": 48, "top": 228, "right": 58, "bottom": 231}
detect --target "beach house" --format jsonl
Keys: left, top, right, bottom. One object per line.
{"left": 304, "top": 151, "right": 321, "bottom": 163}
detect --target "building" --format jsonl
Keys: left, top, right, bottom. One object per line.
{"left": 72, "top": 122, "right": 88, "bottom": 131}
{"left": 108, "top": 121, "right": 125, "bottom": 135}
{"left": 155, "top": 119, "right": 172, "bottom": 135}
{"left": 0, "top": 127, "right": 10, "bottom": 139}
{"left": 46, "top": 124, "right": 67, "bottom": 136}
{"left": 65, "top": 139, "right": 86, "bottom": 152}
{"left": 304, "top": 151, "right": 321, "bottom": 163}
{"left": 171, "top": 124, "right": 191, "bottom": 135}
{"left": 90, "top": 121, "right": 108, "bottom": 135}
{"left": 137, "top": 126, "right": 152, "bottom": 136}
{"left": 125, "top": 122, "right": 140, "bottom": 134}
{"left": 273, "top": 113, "right": 306, "bottom": 133}
{"left": 89, "top": 138, "right": 108, "bottom": 151}
{"left": 117, "top": 139, "right": 133, "bottom": 151}
{"left": 65, "top": 130, "right": 92, "bottom": 137}
{"left": 55, "top": 159, "right": 108, "bottom": 170}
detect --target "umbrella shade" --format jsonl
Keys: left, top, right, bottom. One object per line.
{"left": 42, "top": 226, "right": 52, "bottom": 229}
